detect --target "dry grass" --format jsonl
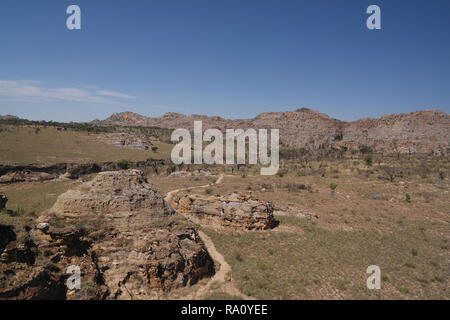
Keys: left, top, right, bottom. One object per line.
{"left": 0, "top": 136, "right": 448, "bottom": 300}
{"left": 148, "top": 175, "right": 218, "bottom": 195}
{"left": 192, "top": 155, "right": 449, "bottom": 299}
{"left": 0, "top": 125, "right": 172, "bottom": 165}
{"left": 205, "top": 214, "right": 448, "bottom": 299}
{"left": 0, "top": 178, "right": 83, "bottom": 214}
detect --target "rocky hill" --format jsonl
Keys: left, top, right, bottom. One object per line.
{"left": 95, "top": 108, "right": 450, "bottom": 153}
{"left": 0, "top": 115, "right": 19, "bottom": 120}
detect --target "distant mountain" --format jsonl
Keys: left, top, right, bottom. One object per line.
{"left": 0, "top": 115, "right": 19, "bottom": 120}
{"left": 94, "top": 109, "right": 450, "bottom": 153}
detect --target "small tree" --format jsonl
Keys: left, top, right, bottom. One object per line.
{"left": 405, "top": 193, "right": 411, "bottom": 203}
{"left": 329, "top": 182, "right": 338, "bottom": 194}
{"left": 382, "top": 166, "right": 397, "bottom": 182}
{"left": 365, "top": 156, "right": 373, "bottom": 167}
{"left": 116, "top": 159, "right": 130, "bottom": 170}
{"left": 166, "top": 165, "right": 176, "bottom": 175}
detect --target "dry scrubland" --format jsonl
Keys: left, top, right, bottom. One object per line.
{"left": 154, "top": 153, "right": 447, "bottom": 300}
{"left": 1, "top": 147, "right": 448, "bottom": 299}
{"left": 0, "top": 120, "right": 448, "bottom": 300}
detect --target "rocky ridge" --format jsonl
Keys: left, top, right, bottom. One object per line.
{"left": 95, "top": 109, "right": 450, "bottom": 153}
{"left": 92, "top": 132, "right": 154, "bottom": 150}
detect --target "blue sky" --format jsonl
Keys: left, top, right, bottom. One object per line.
{"left": 0, "top": 0, "right": 449, "bottom": 122}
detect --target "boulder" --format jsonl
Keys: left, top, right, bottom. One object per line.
{"left": 66, "top": 163, "right": 101, "bottom": 179}
{"left": 0, "top": 224, "right": 15, "bottom": 254}
{"left": 176, "top": 192, "right": 277, "bottom": 230}
{"left": 0, "top": 193, "right": 7, "bottom": 210}
{"left": 49, "top": 169, "right": 171, "bottom": 216}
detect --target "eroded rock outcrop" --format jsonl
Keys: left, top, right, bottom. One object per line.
{"left": 93, "top": 132, "right": 154, "bottom": 150}
{"left": 50, "top": 170, "right": 171, "bottom": 216}
{"left": 169, "top": 169, "right": 214, "bottom": 177}
{"left": 0, "top": 193, "right": 7, "bottom": 210}
{"left": 66, "top": 163, "right": 101, "bottom": 179}
{"left": 0, "top": 224, "right": 67, "bottom": 300}
{"left": 175, "top": 192, "right": 277, "bottom": 230}
{"left": 1, "top": 170, "right": 213, "bottom": 300}
{"left": 0, "top": 171, "right": 56, "bottom": 184}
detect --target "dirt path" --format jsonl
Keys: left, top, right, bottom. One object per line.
{"left": 187, "top": 230, "right": 251, "bottom": 300}
{"left": 164, "top": 174, "right": 251, "bottom": 300}
{"left": 164, "top": 174, "right": 224, "bottom": 203}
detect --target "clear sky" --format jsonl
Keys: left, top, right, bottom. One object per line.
{"left": 0, "top": 0, "right": 449, "bottom": 122}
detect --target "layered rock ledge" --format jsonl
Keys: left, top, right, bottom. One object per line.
{"left": 49, "top": 169, "right": 171, "bottom": 216}
{"left": 175, "top": 192, "right": 277, "bottom": 230}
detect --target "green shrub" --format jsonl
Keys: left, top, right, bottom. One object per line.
{"left": 116, "top": 159, "right": 130, "bottom": 170}
{"left": 166, "top": 165, "right": 176, "bottom": 175}
{"left": 329, "top": 182, "right": 338, "bottom": 194}
{"left": 405, "top": 193, "right": 411, "bottom": 203}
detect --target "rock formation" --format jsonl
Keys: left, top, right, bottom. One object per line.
{"left": 169, "top": 169, "right": 214, "bottom": 177}
{"left": 0, "top": 171, "right": 56, "bottom": 184}
{"left": 95, "top": 109, "right": 450, "bottom": 153}
{"left": 93, "top": 132, "right": 154, "bottom": 150}
{"left": 1, "top": 170, "right": 214, "bottom": 300}
{"left": 0, "top": 193, "right": 7, "bottom": 210}
{"left": 66, "top": 163, "right": 101, "bottom": 179}
{"left": 175, "top": 192, "right": 277, "bottom": 230}
{"left": 49, "top": 170, "right": 171, "bottom": 216}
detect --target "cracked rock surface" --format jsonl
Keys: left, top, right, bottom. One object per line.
{"left": 175, "top": 192, "right": 278, "bottom": 230}
{"left": 1, "top": 170, "right": 213, "bottom": 300}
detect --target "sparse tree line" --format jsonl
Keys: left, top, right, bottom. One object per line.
{"left": 0, "top": 118, "right": 173, "bottom": 141}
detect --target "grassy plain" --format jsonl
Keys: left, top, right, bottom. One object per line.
{"left": 0, "top": 125, "right": 172, "bottom": 165}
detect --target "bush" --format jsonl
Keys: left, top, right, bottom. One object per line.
{"left": 382, "top": 166, "right": 397, "bottom": 182}
{"left": 10, "top": 206, "right": 27, "bottom": 216}
{"left": 233, "top": 250, "right": 244, "bottom": 262}
{"left": 365, "top": 156, "right": 373, "bottom": 167}
{"left": 285, "top": 183, "right": 308, "bottom": 192}
{"left": 276, "top": 170, "right": 286, "bottom": 178}
{"left": 329, "top": 182, "right": 338, "bottom": 194}
{"left": 116, "top": 159, "right": 130, "bottom": 170}
{"left": 405, "top": 193, "right": 411, "bottom": 203}
{"left": 166, "top": 165, "right": 176, "bottom": 175}
{"left": 151, "top": 146, "right": 158, "bottom": 152}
